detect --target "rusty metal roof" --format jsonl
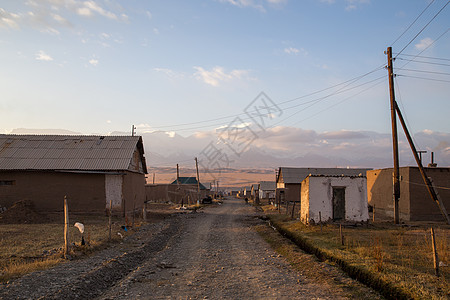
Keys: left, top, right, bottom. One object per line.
{"left": 0, "top": 135, "right": 147, "bottom": 173}
{"left": 278, "top": 167, "right": 371, "bottom": 184}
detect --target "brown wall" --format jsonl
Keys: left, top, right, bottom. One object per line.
{"left": 122, "top": 171, "right": 146, "bottom": 215}
{"left": 145, "top": 184, "right": 209, "bottom": 204}
{"left": 408, "top": 167, "right": 450, "bottom": 221}
{"left": 367, "top": 167, "right": 450, "bottom": 222}
{"left": 0, "top": 171, "right": 106, "bottom": 212}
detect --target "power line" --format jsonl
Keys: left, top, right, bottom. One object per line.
{"left": 395, "top": 0, "right": 450, "bottom": 57}
{"left": 146, "top": 65, "right": 386, "bottom": 131}
{"left": 396, "top": 57, "right": 450, "bottom": 67}
{"left": 396, "top": 74, "right": 450, "bottom": 83}
{"left": 395, "top": 53, "right": 450, "bottom": 62}
{"left": 399, "top": 68, "right": 450, "bottom": 76}
{"left": 391, "top": 0, "right": 435, "bottom": 47}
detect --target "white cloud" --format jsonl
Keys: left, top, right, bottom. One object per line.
{"left": 35, "top": 50, "right": 53, "bottom": 61}
{"left": 320, "top": 0, "right": 336, "bottom": 4}
{"left": 154, "top": 68, "right": 185, "bottom": 80}
{"left": 345, "top": 0, "right": 370, "bottom": 11}
{"left": 193, "top": 66, "right": 251, "bottom": 87}
{"left": 0, "top": 0, "right": 124, "bottom": 34}
{"left": 106, "top": 120, "right": 112, "bottom": 124}
{"left": 145, "top": 11, "right": 152, "bottom": 19}
{"left": 219, "top": 0, "right": 266, "bottom": 12}
{"left": 0, "top": 8, "right": 20, "bottom": 29}
{"left": 415, "top": 37, "right": 434, "bottom": 51}
{"left": 89, "top": 59, "right": 98, "bottom": 66}
{"left": 284, "top": 47, "right": 308, "bottom": 56}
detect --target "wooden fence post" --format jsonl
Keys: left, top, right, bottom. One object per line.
{"left": 109, "top": 199, "right": 112, "bottom": 241}
{"left": 143, "top": 201, "right": 147, "bottom": 222}
{"left": 340, "top": 224, "right": 344, "bottom": 246}
{"left": 319, "top": 211, "right": 322, "bottom": 233}
{"left": 64, "top": 195, "right": 69, "bottom": 259}
{"left": 431, "top": 227, "right": 440, "bottom": 277}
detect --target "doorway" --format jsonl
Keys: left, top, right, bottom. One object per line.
{"left": 332, "top": 187, "right": 345, "bottom": 221}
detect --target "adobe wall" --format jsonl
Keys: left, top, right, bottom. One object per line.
{"left": 408, "top": 167, "right": 450, "bottom": 221}
{"left": 122, "top": 171, "right": 146, "bottom": 215}
{"left": 0, "top": 171, "right": 105, "bottom": 212}
{"left": 301, "top": 176, "right": 368, "bottom": 224}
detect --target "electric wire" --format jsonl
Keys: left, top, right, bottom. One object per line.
{"left": 145, "top": 65, "right": 386, "bottom": 131}
{"left": 395, "top": 0, "right": 450, "bottom": 58}
{"left": 390, "top": 0, "right": 435, "bottom": 47}
{"left": 394, "top": 53, "right": 450, "bottom": 62}
{"left": 399, "top": 68, "right": 450, "bottom": 76}
{"left": 396, "top": 57, "right": 450, "bottom": 67}
{"left": 395, "top": 74, "right": 450, "bottom": 83}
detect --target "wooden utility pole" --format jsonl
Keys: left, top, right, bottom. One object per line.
{"left": 109, "top": 199, "right": 112, "bottom": 241}
{"left": 431, "top": 227, "right": 440, "bottom": 277}
{"left": 152, "top": 173, "right": 155, "bottom": 185}
{"left": 195, "top": 157, "right": 200, "bottom": 204}
{"left": 177, "top": 164, "right": 181, "bottom": 206}
{"left": 386, "top": 47, "right": 400, "bottom": 224}
{"left": 64, "top": 196, "right": 69, "bottom": 259}
{"left": 131, "top": 125, "right": 136, "bottom": 136}
{"left": 395, "top": 103, "right": 450, "bottom": 224}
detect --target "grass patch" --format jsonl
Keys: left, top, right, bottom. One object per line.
{"left": 262, "top": 208, "right": 449, "bottom": 300}
{"left": 0, "top": 214, "right": 138, "bottom": 283}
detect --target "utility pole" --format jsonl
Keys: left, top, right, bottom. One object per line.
{"left": 131, "top": 125, "right": 136, "bottom": 136}
{"left": 394, "top": 103, "right": 450, "bottom": 224}
{"left": 386, "top": 47, "right": 400, "bottom": 224}
{"left": 418, "top": 150, "right": 427, "bottom": 163}
{"left": 176, "top": 164, "right": 181, "bottom": 206}
{"left": 152, "top": 172, "right": 155, "bottom": 185}
{"left": 195, "top": 157, "right": 200, "bottom": 205}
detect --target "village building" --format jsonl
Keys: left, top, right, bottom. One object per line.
{"left": 367, "top": 166, "right": 450, "bottom": 222}
{"left": 258, "top": 181, "right": 276, "bottom": 204}
{"left": 276, "top": 167, "right": 370, "bottom": 207}
{"left": 0, "top": 135, "right": 147, "bottom": 215}
{"left": 300, "top": 175, "right": 368, "bottom": 224}
{"left": 145, "top": 176, "right": 209, "bottom": 204}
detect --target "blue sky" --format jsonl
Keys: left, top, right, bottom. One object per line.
{"left": 1, "top": 0, "right": 449, "bottom": 140}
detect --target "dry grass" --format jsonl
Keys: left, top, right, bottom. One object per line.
{"left": 0, "top": 214, "right": 138, "bottom": 283}
{"left": 262, "top": 206, "right": 450, "bottom": 299}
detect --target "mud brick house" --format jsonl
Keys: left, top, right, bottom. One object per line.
{"left": 276, "top": 167, "right": 370, "bottom": 208}
{"left": 0, "top": 135, "right": 147, "bottom": 215}
{"left": 367, "top": 166, "right": 450, "bottom": 221}
{"left": 300, "top": 175, "right": 368, "bottom": 224}
{"left": 145, "top": 177, "right": 209, "bottom": 204}
{"left": 258, "top": 181, "right": 276, "bottom": 203}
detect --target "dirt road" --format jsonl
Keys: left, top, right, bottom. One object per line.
{"left": 0, "top": 197, "right": 381, "bottom": 299}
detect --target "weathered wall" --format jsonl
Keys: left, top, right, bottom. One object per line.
{"left": 367, "top": 167, "right": 449, "bottom": 222}
{"left": 0, "top": 171, "right": 105, "bottom": 212}
{"left": 105, "top": 174, "right": 123, "bottom": 210}
{"left": 300, "top": 177, "right": 310, "bottom": 223}
{"left": 122, "top": 171, "right": 146, "bottom": 215}
{"left": 408, "top": 167, "right": 450, "bottom": 221}
{"left": 145, "top": 184, "right": 209, "bottom": 204}
{"left": 301, "top": 176, "right": 368, "bottom": 223}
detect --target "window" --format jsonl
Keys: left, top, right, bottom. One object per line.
{"left": 0, "top": 180, "right": 15, "bottom": 186}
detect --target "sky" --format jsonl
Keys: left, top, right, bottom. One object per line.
{"left": 1, "top": 0, "right": 450, "bottom": 169}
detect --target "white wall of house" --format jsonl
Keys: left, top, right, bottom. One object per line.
{"left": 105, "top": 174, "right": 123, "bottom": 209}
{"left": 300, "top": 176, "right": 368, "bottom": 223}
{"left": 259, "top": 189, "right": 275, "bottom": 199}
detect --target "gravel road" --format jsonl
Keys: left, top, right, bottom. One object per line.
{"left": 0, "top": 197, "right": 382, "bottom": 299}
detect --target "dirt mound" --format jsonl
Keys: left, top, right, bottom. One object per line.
{"left": 0, "top": 200, "right": 49, "bottom": 224}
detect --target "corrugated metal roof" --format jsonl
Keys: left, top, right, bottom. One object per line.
{"left": 278, "top": 167, "right": 371, "bottom": 184}
{"left": 0, "top": 135, "right": 147, "bottom": 173}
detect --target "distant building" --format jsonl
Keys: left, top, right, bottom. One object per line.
{"left": 0, "top": 135, "right": 147, "bottom": 215}
{"left": 367, "top": 166, "right": 450, "bottom": 222}
{"left": 300, "top": 175, "right": 368, "bottom": 224}
{"left": 145, "top": 176, "right": 209, "bottom": 204}
{"left": 276, "top": 167, "right": 370, "bottom": 207}
{"left": 258, "top": 181, "right": 276, "bottom": 203}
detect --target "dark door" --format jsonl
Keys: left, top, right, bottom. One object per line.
{"left": 332, "top": 187, "right": 345, "bottom": 221}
